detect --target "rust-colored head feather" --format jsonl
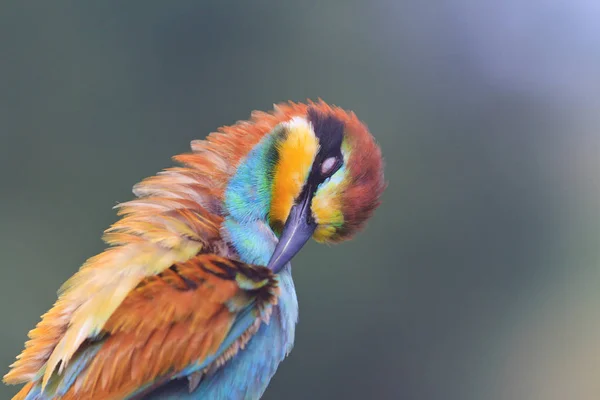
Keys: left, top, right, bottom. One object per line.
{"left": 334, "top": 108, "right": 386, "bottom": 240}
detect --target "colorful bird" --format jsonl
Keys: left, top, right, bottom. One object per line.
{"left": 4, "top": 100, "right": 386, "bottom": 399}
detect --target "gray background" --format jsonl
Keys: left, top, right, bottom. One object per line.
{"left": 1, "top": 1, "right": 599, "bottom": 399}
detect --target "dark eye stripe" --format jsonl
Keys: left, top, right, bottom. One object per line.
{"left": 307, "top": 108, "right": 344, "bottom": 156}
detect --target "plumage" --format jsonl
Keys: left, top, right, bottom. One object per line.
{"left": 5, "top": 100, "right": 385, "bottom": 399}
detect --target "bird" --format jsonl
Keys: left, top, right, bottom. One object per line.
{"left": 4, "top": 100, "right": 386, "bottom": 400}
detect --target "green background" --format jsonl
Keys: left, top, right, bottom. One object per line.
{"left": 1, "top": 2, "right": 599, "bottom": 399}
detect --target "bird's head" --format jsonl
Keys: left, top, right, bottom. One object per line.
{"left": 217, "top": 101, "right": 384, "bottom": 271}
{"left": 262, "top": 105, "right": 386, "bottom": 272}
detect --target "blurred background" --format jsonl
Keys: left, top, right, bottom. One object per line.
{"left": 1, "top": 1, "right": 599, "bottom": 399}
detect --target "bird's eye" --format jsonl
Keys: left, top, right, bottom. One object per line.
{"left": 320, "top": 157, "right": 338, "bottom": 176}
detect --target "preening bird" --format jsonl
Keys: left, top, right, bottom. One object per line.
{"left": 4, "top": 100, "right": 385, "bottom": 399}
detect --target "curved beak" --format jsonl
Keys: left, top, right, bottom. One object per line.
{"left": 267, "top": 186, "right": 317, "bottom": 273}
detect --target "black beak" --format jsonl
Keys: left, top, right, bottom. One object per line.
{"left": 267, "top": 185, "right": 317, "bottom": 273}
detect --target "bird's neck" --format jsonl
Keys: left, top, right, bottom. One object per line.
{"left": 222, "top": 133, "right": 279, "bottom": 266}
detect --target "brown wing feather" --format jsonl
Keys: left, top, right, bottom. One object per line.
{"left": 34, "top": 255, "right": 278, "bottom": 400}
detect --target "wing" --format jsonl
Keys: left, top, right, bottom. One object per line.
{"left": 11, "top": 254, "right": 279, "bottom": 400}
{"left": 3, "top": 200, "right": 223, "bottom": 391}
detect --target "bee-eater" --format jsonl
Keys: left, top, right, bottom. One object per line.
{"left": 4, "top": 100, "right": 385, "bottom": 399}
